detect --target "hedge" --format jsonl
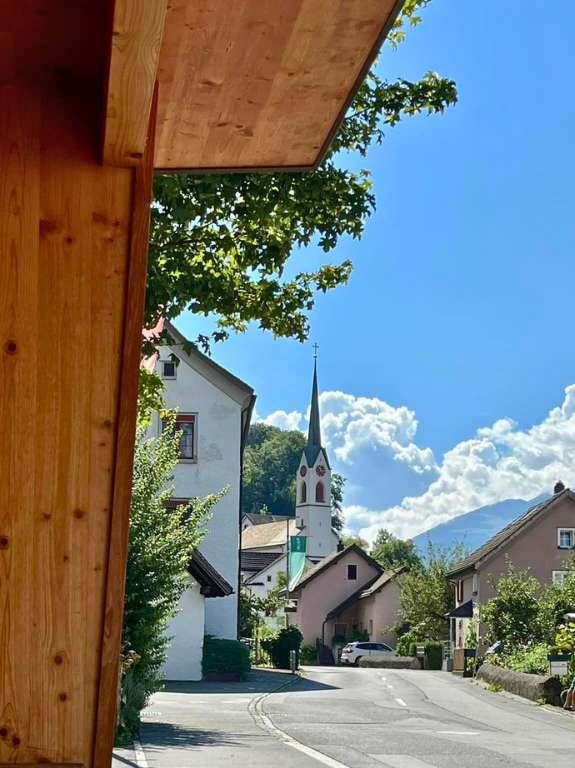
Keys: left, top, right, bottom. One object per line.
{"left": 262, "top": 626, "right": 303, "bottom": 669}
{"left": 424, "top": 641, "right": 443, "bottom": 670}
{"left": 202, "top": 636, "right": 251, "bottom": 680}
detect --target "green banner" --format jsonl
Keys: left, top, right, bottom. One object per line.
{"left": 288, "top": 536, "right": 307, "bottom": 591}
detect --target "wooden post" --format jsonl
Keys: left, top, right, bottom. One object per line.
{"left": 0, "top": 28, "right": 156, "bottom": 768}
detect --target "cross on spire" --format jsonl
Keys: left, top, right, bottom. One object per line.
{"left": 313, "top": 342, "right": 319, "bottom": 360}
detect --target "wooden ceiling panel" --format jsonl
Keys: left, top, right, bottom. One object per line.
{"left": 155, "top": 0, "right": 401, "bottom": 171}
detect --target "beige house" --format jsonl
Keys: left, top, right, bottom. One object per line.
{"left": 447, "top": 485, "right": 575, "bottom": 648}
{"left": 289, "top": 544, "right": 404, "bottom": 649}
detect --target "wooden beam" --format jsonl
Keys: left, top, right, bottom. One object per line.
{"left": 0, "top": 7, "right": 157, "bottom": 765}
{"left": 93, "top": 85, "right": 157, "bottom": 768}
{"left": 154, "top": 0, "right": 403, "bottom": 171}
{"left": 103, "top": 0, "right": 167, "bottom": 166}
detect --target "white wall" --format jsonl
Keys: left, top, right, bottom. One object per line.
{"left": 296, "top": 450, "right": 338, "bottom": 559}
{"left": 155, "top": 345, "right": 242, "bottom": 640}
{"left": 162, "top": 577, "right": 205, "bottom": 681}
{"left": 245, "top": 554, "right": 287, "bottom": 600}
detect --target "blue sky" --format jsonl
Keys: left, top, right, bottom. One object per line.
{"left": 176, "top": 1, "right": 575, "bottom": 540}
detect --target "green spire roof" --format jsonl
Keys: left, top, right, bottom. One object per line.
{"left": 304, "top": 359, "right": 330, "bottom": 468}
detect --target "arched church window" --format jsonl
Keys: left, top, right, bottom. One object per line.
{"left": 315, "top": 482, "right": 324, "bottom": 503}
{"left": 300, "top": 482, "right": 307, "bottom": 503}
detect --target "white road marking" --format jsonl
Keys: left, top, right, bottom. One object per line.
{"left": 437, "top": 730, "right": 479, "bottom": 735}
{"left": 370, "top": 755, "right": 436, "bottom": 768}
{"left": 133, "top": 740, "right": 149, "bottom": 768}
{"left": 250, "top": 680, "right": 352, "bottom": 768}
{"left": 395, "top": 698, "right": 407, "bottom": 707}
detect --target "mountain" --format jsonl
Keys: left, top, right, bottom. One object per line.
{"left": 412, "top": 494, "right": 549, "bottom": 555}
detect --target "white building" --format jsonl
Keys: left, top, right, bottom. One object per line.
{"left": 151, "top": 321, "right": 255, "bottom": 679}
{"left": 241, "top": 360, "right": 339, "bottom": 599}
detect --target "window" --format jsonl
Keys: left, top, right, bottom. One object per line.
{"left": 347, "top": 564, "right": 357, "bottom": 581}
{"left": 267, "top": 574, "right": 272, "bottom": 583}
{"left": 300, "top": 482, "right": 307, "bottom": 503}
{"left": 472, "top": 574, "right": 478, "bottom": 595}
{"left": 315, "top": 482, "right": 325, "bottom": 503}
{"left": 164, "top": 497, "right": 190, "bottom": 512}
{"left": 456, "top": 580, "right": 464, "bottom": 603}
{"left": 369, "top": 619, "right": 374, "bottom": 637}
{"left": 163, "top": 413, "right": 197, "bottom": 460}
{"left": 334, "top": 623, "right": 347, "bottom": 637}
{"left": 161, "top": 359, "right": 177, "bottom": 379}
{"left": 558, "top": 528, "right": 575, "bottom": 549}
{"left": 553, "top": 570, "right": 569, "bottom": 584}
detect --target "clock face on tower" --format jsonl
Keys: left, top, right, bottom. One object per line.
{"left": 299, "top": 466, "right": 307, "bottom": 477}
{"left": 316, "top": 465, "right": 326, "bottom": 477}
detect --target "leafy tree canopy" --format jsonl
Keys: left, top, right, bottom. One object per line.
{"left": 342, "top": 535, "right": 370, "bottom": 551}
{"left": 371, "top": 528, "right": 422, "bottom": 571}
{"left": 147, "top": 0, "right": 457, "bottom": 347}
{"left": 399, "top": 542, "right": 467, "bottom": 640}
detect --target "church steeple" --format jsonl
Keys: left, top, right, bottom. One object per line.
{"left": 294, "top": 350, "right": 336, "bottom": 559}
{"left": 304, "top": 355, "right": 330, "bottom": 469}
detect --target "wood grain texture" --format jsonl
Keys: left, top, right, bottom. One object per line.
{"left": 0, "top": 3, "right": 147, "bottom": 765}
{"left": 155, "top": 0, "right": 401, "bottom": 171}
{"left": 103, "top": 0, "right": 167, "bottom": 166}
{"left": 93, "top": 86, "right": 157, "bottom": 768}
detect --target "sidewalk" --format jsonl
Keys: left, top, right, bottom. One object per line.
{"left": 113, "top": 669, "right": 314, "bottom": 768}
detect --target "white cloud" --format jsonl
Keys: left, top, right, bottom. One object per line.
{"left": 348, "top": 385, "right": 575, "bottom": 543}
{"left": 260, "top": 409, "right": 304, "bottom": 432}
{"left": 258, "top": 385, "right": 575, "bottom": 546}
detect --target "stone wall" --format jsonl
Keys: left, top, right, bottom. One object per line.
{"left": 477, "top": 662, "right": 562, "bottom": 705}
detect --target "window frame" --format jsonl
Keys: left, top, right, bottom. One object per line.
{"left": 557, "top": 528, "right": 575, "bottom": 549}
{"left": 552, "top": 570, "right": 569, "bottom": 584}
{"left": 456, "top": 579, "right": 464, "bottom": 604}
{"left": 162, "top": 412, "right": 198, "bottom": 462}
{"left": 347, "top": 563, "right": 358, "bottom": 581}
{"left": 160, "top": 359, "right": 177, "bottom": 380}
{"left": 315, "top": 481, "right": 325, "bottom": 503}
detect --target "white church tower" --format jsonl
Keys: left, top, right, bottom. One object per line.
{"left": 295, "top": 357, "right": 339, "bottom": 560}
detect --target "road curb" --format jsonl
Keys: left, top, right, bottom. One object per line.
{"left": 249, "top": 673, "right": 352, "bottom": 768}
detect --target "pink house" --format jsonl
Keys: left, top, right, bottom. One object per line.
{"left": 289, "top": 544, "right": 404, "bottom": 648}
{"left": 446, "top": 484, "right": 575, "bottom": 649}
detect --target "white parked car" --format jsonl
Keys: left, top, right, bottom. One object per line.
{"left": 340, "top": 641, "right": 394, "bottom": 666}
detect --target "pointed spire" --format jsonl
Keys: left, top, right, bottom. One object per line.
{"left": 307, "top": 358, "right": 322, "bottom": 450}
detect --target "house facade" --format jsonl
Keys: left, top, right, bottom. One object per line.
{"left": 324, "top": 568, "right": 406, "bottom": 648}
{"left": 150, "top": 322, "right": 255, "bottom": 679}
{"left": 447, "top": 484, "right": 575, "bottom": 649}
{"left": 290, "top": 544, "right": 385, "bottom": 646}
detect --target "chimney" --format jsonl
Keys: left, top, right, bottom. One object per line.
{"left": 554, "top": 481, "right": 566, "bottom": 494}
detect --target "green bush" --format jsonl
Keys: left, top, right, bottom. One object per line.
{"left": 496, "top": 643, "right": 550, "bottom": 676}
{"left": 202, "top": 636, "right": 251, "bottom": 680}
{"left": 299, "top": 644, "right": 317, "bottom": 665}
{"left": 395, "top": 627, "right": 424, "bottom": 657}
{"left": 262, "top": 626, "right": 303, "bottom": 669}
{"left": 424, "top": 641, "right": 443, "bottom": 670}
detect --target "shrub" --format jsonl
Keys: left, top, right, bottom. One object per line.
{"left": 424, "top": 641, "right": 443, "bottom": 670}
{"left": 395, "top": 626, "right": 424, "bottom": 657}
{"left": 202, "top": 636, "right": 251, "bottom": 680}
{"left": 262, "top": 626, "right": 303, "bottom": 669}
{"left": 299, "top": 644, "right": 317, "bottom": 665}
{"left": 499, "top": 643, "right": 550, "bottom": 676}
{"left": 481, "top": 563, "right": 542, "bottom": 648}
{"left": 118, "top": 418, "right": 220, "bottom": 743}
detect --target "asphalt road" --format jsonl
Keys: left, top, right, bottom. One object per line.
{"left": 113, "top": 666, "right": 575, "bottom": 768}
